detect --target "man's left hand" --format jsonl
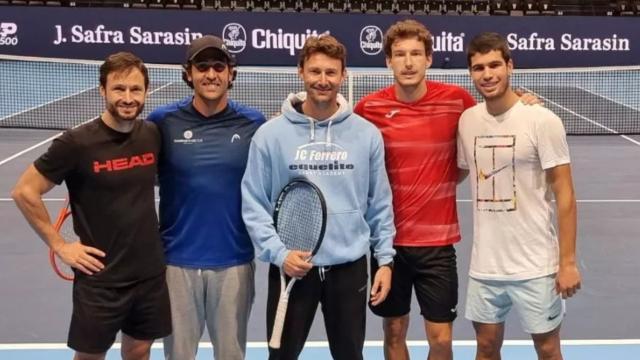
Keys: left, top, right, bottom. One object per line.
{"left": 556, "top": 264, "right": 582, "bottom": 299}
{"left": 370, "top": 265, "right": 392, "bottom": 306}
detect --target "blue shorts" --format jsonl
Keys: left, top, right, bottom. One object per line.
{"left": 465, "top": 274, "right": 564, "bottom": 334}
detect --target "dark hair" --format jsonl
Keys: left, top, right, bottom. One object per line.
{"left": 467, "top": 32, "right": 511, "bottom": 67}
{"left": 384, "top": 19, "right": 433, "bottom": 58}
{"left": 298, "top": 34, "right": 347, "bottom": 70}
{"left": 99, "top": 52, "right": 149, "bottom": 90}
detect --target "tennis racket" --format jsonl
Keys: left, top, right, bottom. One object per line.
{"left": 49, "top": 198, "right": 76, "bottom": 281}
{"left": 269, "top": 179, "right": 327, "bottom": 349}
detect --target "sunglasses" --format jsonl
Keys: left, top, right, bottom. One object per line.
{"left": 192, "top": 61, "right": 228, "bottom": 73}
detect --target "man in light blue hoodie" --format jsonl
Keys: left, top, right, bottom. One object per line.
{"left": 241, "top": 35, "right": 396, "bottom": 360}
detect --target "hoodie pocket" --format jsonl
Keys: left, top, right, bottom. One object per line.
{"left": 318, "top": 210, "right": 369, "bottom": 264}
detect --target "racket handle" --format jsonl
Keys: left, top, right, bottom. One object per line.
{"left": 269, "top": 296, "right": 290, "bottom": 349}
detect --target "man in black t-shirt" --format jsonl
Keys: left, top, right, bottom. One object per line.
{"left": 12, "top": 52, "right": 171, "bottom": 360}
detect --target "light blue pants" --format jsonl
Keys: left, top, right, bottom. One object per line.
{"left": 163, "top": 262, "right": 255, "bottom": 360}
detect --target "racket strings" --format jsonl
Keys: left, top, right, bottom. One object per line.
{"left": 277, "top": 186, "right": 324, "bottom": 252}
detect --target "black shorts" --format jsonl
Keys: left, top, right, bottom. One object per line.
{"left": 370, "top": 245, "right": 458, "bottom": 323}
{"left": 68, "top": 272, "right": 172, "bottom": 354}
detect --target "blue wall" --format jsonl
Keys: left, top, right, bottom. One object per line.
{"left": 1, "top": 7, "right": 638, "bottom": 68}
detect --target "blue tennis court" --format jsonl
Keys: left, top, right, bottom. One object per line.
{"left": 1, "top": 60, "right": 639, "bottom": 359}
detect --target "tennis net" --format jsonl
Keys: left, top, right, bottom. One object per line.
{"left": 1, "top": 55, "right": 639, "bottom": 135}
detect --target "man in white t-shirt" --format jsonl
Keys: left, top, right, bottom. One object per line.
{"left": 457, "top": 32, "right": 582, "bottom": 360}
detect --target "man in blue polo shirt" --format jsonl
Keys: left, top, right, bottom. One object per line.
{"left": 147, "top": 35, "right": 266, "bottom": 360}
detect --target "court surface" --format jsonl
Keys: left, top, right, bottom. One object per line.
{"left": 2, "top": 129, "right": 640, "bottom": 359}
{"left": 1, "top": 63, "right": 640, "bottom": 358}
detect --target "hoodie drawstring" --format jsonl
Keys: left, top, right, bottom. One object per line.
{"left": 308, "top": 118, "right": 333, "bottom": 148}
{"left": 308, "top": 117, "right": 316, "bottom": 142}
{"left": 319, "top": 265, "right": 331, "bottom": 281}
{"left": 326, "top": 120, "right": 333, "bottom": 148}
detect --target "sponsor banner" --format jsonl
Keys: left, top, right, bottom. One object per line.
{"left": 0, "top": 7, "right": 638, "bottom": 68}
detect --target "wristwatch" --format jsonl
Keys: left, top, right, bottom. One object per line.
{"left": 380, "top": 261, "right": 394, "bottom": 270}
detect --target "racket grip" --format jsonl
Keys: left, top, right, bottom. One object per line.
{"left": 269, "top": 296, "right": 290, "bottom": 349}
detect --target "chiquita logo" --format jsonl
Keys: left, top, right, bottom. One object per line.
{"left": 359, "top": 25, "right": 383, "bottom": 56}
{"left": 223, "top": 23, "right": 247, "bottom": 53}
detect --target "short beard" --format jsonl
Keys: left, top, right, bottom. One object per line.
{"left": 107, "top": 101, "right": 144, "bottom": 122}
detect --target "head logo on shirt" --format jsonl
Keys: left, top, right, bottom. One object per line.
{"left": 93, "top": 153, "right": 155, "bottom": 173}
{"left": 183, "top": 130, "right": 193, "bottom": 139}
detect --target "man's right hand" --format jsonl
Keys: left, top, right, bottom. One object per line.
{"left": 282, "top": 250, "right": 312, "bottom": 278}
{"left": 54, "top": 241, "right": 106, "bottom": 275}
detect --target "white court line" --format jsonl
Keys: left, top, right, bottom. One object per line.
{"left": 576, "top": 86, "right": 640, "bottom": 112}
{"left": 0, "top": 82, "right": 176, "bottom": 167}
{"left": 1, "top": 199, "right": 640, "bottom": 203}
{"left": 2, "top": 339, "right": 640, "bottom": 350}
{"left": 0, "top": 133, "right": 65, "bottom": 166}
{"left": 521, "top": 87, "right": 640, "bottom": 147}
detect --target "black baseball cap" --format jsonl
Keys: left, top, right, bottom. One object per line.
{"left": 185, "top": 35, "right": 236, "bottom": 66}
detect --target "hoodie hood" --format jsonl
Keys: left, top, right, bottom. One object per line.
{"left": 281, "top": 92, "right": 352, "bottom": 145}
